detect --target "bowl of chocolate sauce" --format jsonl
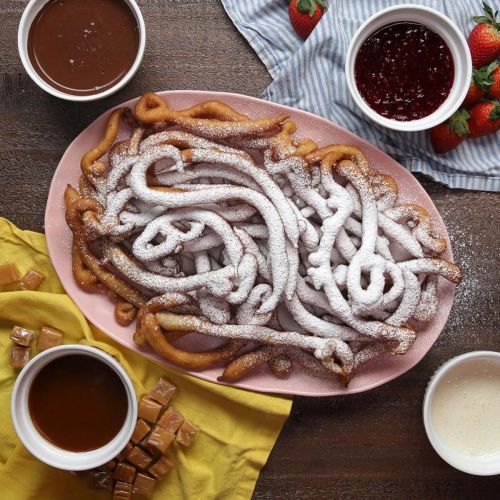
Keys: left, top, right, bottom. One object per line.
{"left": 345, "top": 5, "right": 471, "bottom": 132}
{"left": 11, "top": 344, "right": 137, "bottom": 470}
{"left": 18, "top": 0, "right": 145, "bottom": 101}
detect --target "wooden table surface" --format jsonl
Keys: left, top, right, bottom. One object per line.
{"left": 1, "top": 1, "right": 499, "bottom": 498}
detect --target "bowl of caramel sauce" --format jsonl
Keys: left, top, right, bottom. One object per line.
{"left": 18, "top": 0, "right": 145, "bottom": 101}
{"left": 11, "top": 344, "right": 137, "bottom": 470}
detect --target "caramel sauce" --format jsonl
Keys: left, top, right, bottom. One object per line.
{"left": 28, "top": 354, "right": 128, "bottom": 452}
{"left": 27, "top": 0, "right": 139, "bottom": 96}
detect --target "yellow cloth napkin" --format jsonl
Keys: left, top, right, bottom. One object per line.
{"left": 0, "top": 218, "right": 292, "bottom": 500}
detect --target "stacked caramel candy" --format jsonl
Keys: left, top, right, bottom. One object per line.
{"left": 89, "top": 377, "right": 198, "bottom": 499}
{"left": 2, "top": 263, "right": 59, "bottom": 369}
{"left": 9, "top": 325, "right": 63, "bottom": 368}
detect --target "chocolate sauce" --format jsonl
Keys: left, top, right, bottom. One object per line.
{"left": 28, "top": 354, "right": 128, "bottom": 452}
{"left": 354, "top": 22, "right": 454, "bottom": 121}
{"left": 27, "top": 0, "right": 139, "bottom": 96}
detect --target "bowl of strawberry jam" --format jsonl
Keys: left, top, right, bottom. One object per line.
{"left": 345, "top": 5, "right": 471, "bottom": 132}
{"left": 11, "top": 345, "right": 137, "bottom": 470}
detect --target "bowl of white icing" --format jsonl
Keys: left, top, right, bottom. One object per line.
{"left": 423, "top": 351, "right": 500, "bottom": 475}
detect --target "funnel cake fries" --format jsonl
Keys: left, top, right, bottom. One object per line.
{"left": 64, "top": 92, "right": 462, "bottom": 385}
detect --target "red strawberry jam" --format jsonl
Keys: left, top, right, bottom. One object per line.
{"left": 354, "top": 22, "right": 454, "bottom": 121}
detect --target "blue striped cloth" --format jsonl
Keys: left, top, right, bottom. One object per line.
{"left": 221, "top": 0, "right": 500, "bottom": 191}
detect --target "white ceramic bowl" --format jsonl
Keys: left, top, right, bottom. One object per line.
{"left": 11, "top": 344, "right": 137, "bottom": 471}
{"left": 17, "top": 0, "right": 146, "bottom": 102}
{"left": 423, "top": 351, "right": 500, "bottom": 476}
{"left": 345, "top": 4, "right": 471, "bottom": 132}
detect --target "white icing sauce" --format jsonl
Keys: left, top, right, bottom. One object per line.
{"left": 431, "top": 358, "right": 500, "bottom": 457}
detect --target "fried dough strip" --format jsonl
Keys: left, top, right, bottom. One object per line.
{"left": 66, "top": 197, "right": 103, "bottom": 239}
{"left": 115, "top": 299, "right": 138, "bottom": 327}
{"left": 71, "top": 242, "right": 104, "bottom": 293}
{"left": 384, "top": 204, "right": 447, "bottom": 254}
{"left": 141, "top": 312, "right": 245, "bottom": 371}
{"left": 135, "top": 92, "right": 288, "bottom": 139}
{"left": 81, "top": 108, "right": 127, "bottom": 179}
{"left": 269, "top": 354, "right": 293, "bottom": 378}
{"left": 134, "top": 293, "right": 198, "bottom": 344}
{"left": 305, "top": 145, "right": 371, "bottom": 176}
{"left": 175, "top": 101, "right": 251, "bottom": 121}
{"left": 64, "top": 184, "right": 146, "bottom": 307}
{"left": 65, "top": 186, "right": 106, "bottom": 294}
{"left": 156, "top": 311, "right": 354, "bottom": 379}
{"left": 79, "top": 174, "right": 97, "bottom": 198}
{"left": 74, "top": 236, "right": 145, "bottom": 308}
{"left": 219, "top": 345, "right": 285, "bottom": 382}
{"left": 294, "top": 139, "right": 318, "bottom": 157}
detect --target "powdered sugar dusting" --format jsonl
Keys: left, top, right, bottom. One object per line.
{"left": 68, "top": 97, "right": 463, "bottom": 382}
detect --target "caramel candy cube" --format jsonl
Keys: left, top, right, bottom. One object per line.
{"left": 19, "top": 269, "right": 45, "bottom": 291}
{"left": 138, "top": 397, "right": 162, "bottom": 423}
{"left": 158, "top": 407, "right": 184, "bottom": 433}
{"left": 98, "top": 459, "right": 117, "bottom": 472}
{"left": 149, "top": 456, "right": 174, "bottom": 480}
{"left": 36, "top": 326, "right": 63, "bottom": 351}
{"left": 10, "top": 326, "right": 36, "bottom": 347}
{"left": 149, "top": 377, "right": 176, "bottom": 406}
{"left": 113, "top": 481, "right": 132, "bottom": 500}
{"left": 126, "top": 446, "right": 153, "bottom": 470}
{"left": 116, "top": 441, "right": 133, "bottom": 462}
{"left": 144, "top": 425, "right": 175, "bottom": 455}
{"left": 90, "top": 470, "right": 113, "bottom": 491}
{"left": 176, "top": 421, "right": 198, "bottom": 447}
{"left": 133, "top": 472, "right": 156, "bottom": 498}
{"left": 10, "top": 345, "right": 30, "bottom": 368}
{"left": 0, "top": 263, "right": 20, "bottom": 285}
{"left": 131, "top": 419, "right": 151, "bottom": 444}
{"left": 114, "top": 462, "right": 136, "bottom": 483}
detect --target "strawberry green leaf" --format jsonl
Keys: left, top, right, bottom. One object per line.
{"left": 449, "top": 109, "right": 470, "bottom": 137}
{"left": 482, "top": 1, "right": 498, "bottom": 21}
{"left": 296, "top": 0, "right": 326, "bottom": 16}
{"left": 489, "top": 104, "right": 500, "bottom": 120}
{"left": 473, "top": 2, "right": 499, "bottom": 26}
{"left": 297, "top": 0, "right": 310, "bottom": 14}
{"left": 472, "top": 16, "right": 490, "bottom": 23}
{"left": 473, "top": 61, "right": 499, "bottom": 92}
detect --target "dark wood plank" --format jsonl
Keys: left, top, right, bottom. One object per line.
{"left": 1, "top": 2, "right": 499, "bottom": 499}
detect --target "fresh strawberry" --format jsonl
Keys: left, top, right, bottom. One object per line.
{"left": 468, "top": 2, "right": 500, "bottom": 68}
{"left": 288, "top": 0, "right": 327, "bottom": 39}
{"left": 464, "top": 61, "right": 499, "bottom": 105}
{"left": 468, "top": 100, "right": 500, "bottom": 137}
{"left": 489, "top": 64, "right": 500, "bottom": 98}
{"left": 464, "top": 80, "right": 486, "bottom": 106}
{"left": 430, "top": 110, "right": 470, "bottom": 153}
